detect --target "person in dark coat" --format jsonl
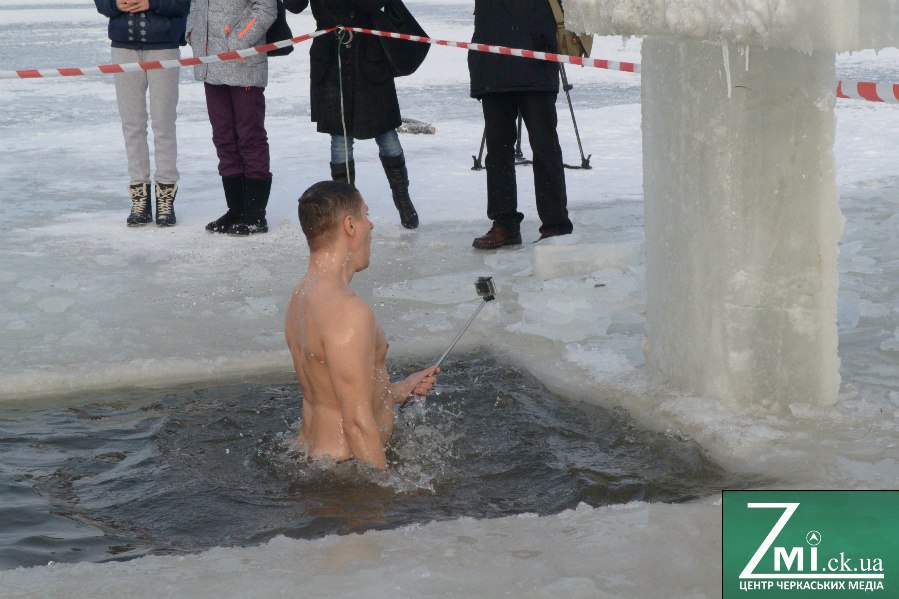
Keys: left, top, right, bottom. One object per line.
{"left": 469, "top": 0, "right": 573, "bottom": 249}
{"left": 285, "top": 0, "right": 419, "bottom": 229}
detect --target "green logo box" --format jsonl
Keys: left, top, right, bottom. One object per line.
{"left": 723, "top": 490, "right": 898, "bottom": 597}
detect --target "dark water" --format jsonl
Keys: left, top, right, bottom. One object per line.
{"left": 0, "top": 351, "right": 748, "bottom": 570}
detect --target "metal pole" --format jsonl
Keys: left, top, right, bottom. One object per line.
{"left": 434, "top": 300, "right": 488, "bottom": 369}
{"left": 471, "top": 129, "right": 487, "bottom": 170}
{"left": 514, "top": 113, "right": 533, "bottom": 165}
{"left": 560, "top": 64, "right": 591, "bottom": 169}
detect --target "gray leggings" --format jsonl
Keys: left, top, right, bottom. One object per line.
{"left": 111, "top": 47, "right": 180, "bottom": 184}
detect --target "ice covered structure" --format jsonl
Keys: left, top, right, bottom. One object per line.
{"left": 564, "top": 0, "right": 899, "bottom": 409}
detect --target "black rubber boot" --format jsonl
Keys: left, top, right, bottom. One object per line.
{"left": 206, "top": 175, "right": 244, "bottom": 233}
{"left": 380, "top": 153, "right": 418, "bottom": 229}
{"left": 154, "top": 182, "right": 177, "bottom": 227}
{"left": 126, "top": 182, "right": 152, "bottom": 226}
{"left": 228, "top": 177, "right": 271, "bottom": 236}
{"left": 330, "top": 160, "right": 355, "bottom": 186}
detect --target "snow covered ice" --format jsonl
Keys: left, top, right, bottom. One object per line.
{"left": 1, "top": 0, "right": 899, "bottom": 596}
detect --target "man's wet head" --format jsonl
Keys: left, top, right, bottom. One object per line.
{"left": 298, "top": 181, "right": 373, "bottom": 270}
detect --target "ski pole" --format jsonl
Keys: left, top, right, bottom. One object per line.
{"left": 560, "top": 64, "right": 591, "bottom": 169}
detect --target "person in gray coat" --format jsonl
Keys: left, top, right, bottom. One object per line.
{"left": 187, "top": 0, "right": 277, "bottom": 235}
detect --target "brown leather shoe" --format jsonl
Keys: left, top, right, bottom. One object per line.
{"left": 472, "top": 225, "right": 522, "bottom": 250}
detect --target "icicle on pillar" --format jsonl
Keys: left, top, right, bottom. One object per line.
{"left": 640, "top": 37, "right": 842, "bottom": 409}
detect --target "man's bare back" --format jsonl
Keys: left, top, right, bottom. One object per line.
{"left": 285, "top": 277, "right": 395, "bottom": 463}
{"left": 286, "top": 182, "right": 438, "bottom": 470}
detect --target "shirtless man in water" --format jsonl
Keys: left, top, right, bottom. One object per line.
{"left": 285, "top": 181, "right": 439, "bottom": 470}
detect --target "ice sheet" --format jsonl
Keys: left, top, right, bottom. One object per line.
{"left": 0, "top": 500, "right": 724, "bottom": 598}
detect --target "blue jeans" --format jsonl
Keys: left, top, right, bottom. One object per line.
{"left": 330, "top": 129, "right": 403, "bottom": 164}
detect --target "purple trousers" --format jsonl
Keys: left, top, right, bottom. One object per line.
{"left": 204, "top": 83, "right": 271, "bottom": 179}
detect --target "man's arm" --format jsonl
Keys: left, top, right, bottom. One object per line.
{"left": 389, "top": 366, "right": 440, "bottom": 404}
{"left": 326, "top": 300, "right": 388, "bottom": 470}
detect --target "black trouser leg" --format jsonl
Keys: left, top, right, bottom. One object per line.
{"left": 517, "top": 91, "right": 573, "bottom": 236}
{"left": 481, "top": 93, "right": 524, "bottom": 233}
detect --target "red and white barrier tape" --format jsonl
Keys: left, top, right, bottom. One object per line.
{"left": 2, "top": 24, "right": 896, "bottom": 106}
{"left": 0, "top": 25, "right": 638, "bottom": 80}
{"left": 0, "top": 28, "right": 334, "bottom": 80}
{"left": 341, "top": 26, "right": 641, "bottom": 74}
{"left": 837, "top": 80, "right": 899, "bottom": 104}
{"left": 345, "top": 27, "right": 897, "bottom": 105}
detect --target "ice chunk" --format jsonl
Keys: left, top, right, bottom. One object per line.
{"left": 838, "top": 292, "right": 861, "bottom": 331}
{"left": 859, "top": 300, "right": 891, "bottom": 320}
{"left": 564, "top": 0, "right": 899, "bottom": 53}
{"left": 510, "top": 270, "right": 641, "bottom": 343}
{"left": 641, "top": 37, "right": 842, "bottom": 408}
{"left": 564, "top": 343, "right": 635, "bottom": 380}
{"left": 374, "top": 272, "right": 496, "bottom": 305}
{"left": 532, "top": 242, "right": 641, "bottom": 280}
{"left": 882, "top": 328, "right": 899, "bottom": 352}
{"left": 37, "top": 297, "right": 73, "bottom": 314}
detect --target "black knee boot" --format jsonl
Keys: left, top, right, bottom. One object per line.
{"left": 206, "top": 175, "right": 244, "bottom": 233}
{"left": 380, "top": 153, "right": 418, "bottom": 229}
{"left": 228, "top": 177, "right": 271, "bottom": 236}
{"left": 330, "top": 160, "right": 355, "bottom": 186}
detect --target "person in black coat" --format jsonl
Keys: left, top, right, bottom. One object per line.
{"left": 469, "top": 0, "right": 573, "bottom": 249}
{"left": 285, "top": 0, "right": 419, "bottom": 229}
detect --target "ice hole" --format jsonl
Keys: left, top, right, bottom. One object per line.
{"left": 0, "top": 350, "right": 755, "bottom": 570}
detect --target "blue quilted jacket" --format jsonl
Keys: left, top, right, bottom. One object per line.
{"left": 94, "top": 0, "right": 190, "bottom": 50}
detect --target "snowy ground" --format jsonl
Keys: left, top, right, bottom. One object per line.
{"left": 1, "top": 0, "right": 898, "bottom": 596}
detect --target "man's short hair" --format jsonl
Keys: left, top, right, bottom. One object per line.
{"left": 297, "top": 181, "right": 363, "bottom": 250}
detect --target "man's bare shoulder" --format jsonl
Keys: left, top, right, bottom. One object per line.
{"left": 331, "top": 294, "right": 375, "bottom": 332}
{"left": 321, "top": 295, "right": 377, "bottom": 373}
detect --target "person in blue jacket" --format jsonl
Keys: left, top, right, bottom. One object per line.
{"left": 94, "top": 0, "right": 190, "bottom": 227}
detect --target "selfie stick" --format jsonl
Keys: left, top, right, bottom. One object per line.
{"left": 434, "top": 277, "right": 496, "bottom": 369}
